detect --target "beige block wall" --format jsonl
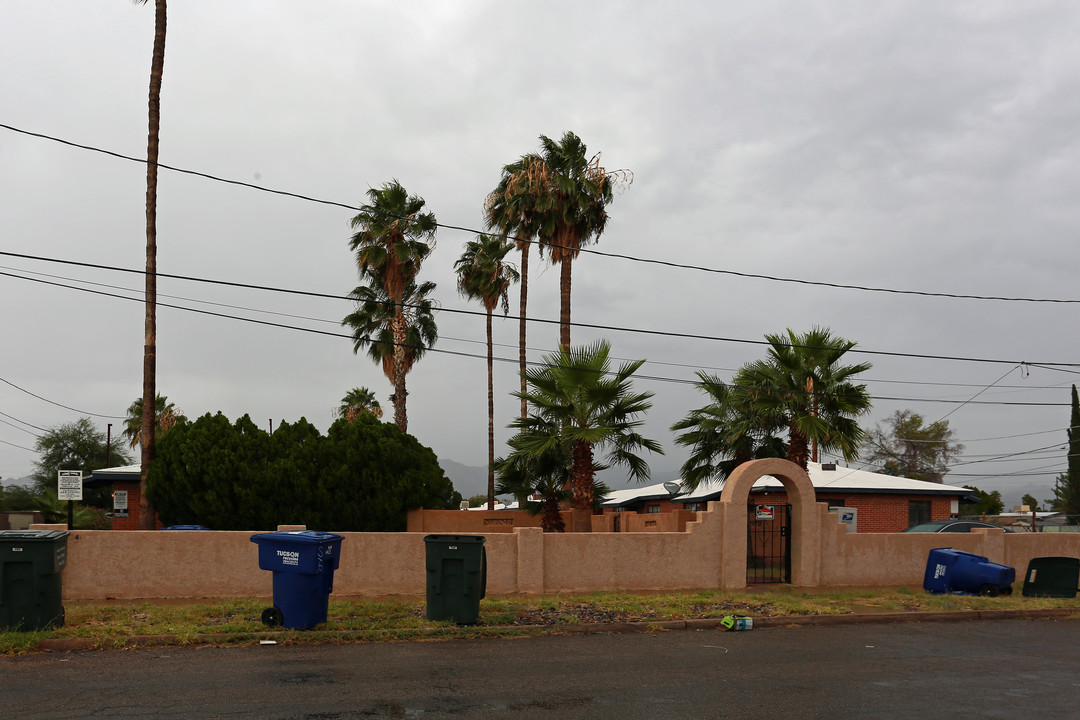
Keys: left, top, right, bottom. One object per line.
{"left": 43, "top": 514, "right": 1080, "bottom": 602}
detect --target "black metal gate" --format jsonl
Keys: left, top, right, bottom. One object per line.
{"left": 747, "top": 503, "right": 792, "bottom": 584}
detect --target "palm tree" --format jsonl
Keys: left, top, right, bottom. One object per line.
{"left": 455, "top": 233, "right": 519, "bottom": 509}
{"left": 508, "top": 340, "right": 662, "bottom": 515}
{"left": 671, "top": 370, "right": 787, "bottom": 491}
{"left": 342, "top": 279, "right": 438, "bottom": 426}
{"left": 348, "top": 180, "right": 437, "bottom": 432}
{"left": 495, "top": 435, "right": 572, "bottom": 533}
{"left": 536, "top": 132, "right": 621, "bottom": 351}
{"left": 135, "top": 0, "right": 167, "bottom": 529}
{"left": 123, "top": 394, "right": 183, "bottom": 450}
{"left": 335, "top": 387, "right": 383, "bottom": 422}
{"left": 485, "top": 153, "right": 550, "bottom": 417}
{"left": 740, "top": 327, "right": 873, "bottom": 470}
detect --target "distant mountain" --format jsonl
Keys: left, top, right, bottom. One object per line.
{"left": 438, "top": 459, "right": 490, "bottom": 499}
{"left": 1, "top": 475, "right": 34, "bottom": 488}
{"left": 437, "top": 458, "right": 682, "bottom": 501}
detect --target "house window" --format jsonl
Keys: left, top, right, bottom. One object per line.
{"left": 824, "top": 499, "right": 846, "bottom": 510}
{"left": 685, "top": 502, "right": 704, "bottom": 512}
{"left": 646, "top": 504, "right": 661, "bottom": 514}
{"left": 909, "top": 500, "right": 931, "bottom": 526}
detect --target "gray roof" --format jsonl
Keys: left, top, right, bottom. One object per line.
{"left": 602, "top": 463, "right": 972, "bottom": 507}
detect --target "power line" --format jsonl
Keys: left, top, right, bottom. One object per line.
{"left": 4, "top": 251, "right": 1079, "bottom": 372}
{"left": 0, "top": 437, "right": 36, "bottom": 453}
{"left": 11, "top": 263, "right": 1077, "bottom": 394}
{"left": 2, "top": 266, "right": 1075, "bottom": 408}
{"left": 0, "top": 416, "right": 41, "bottom": 438}
{"left": 0, "top": 376, "right": 125, "bottom": 420}
{"left": 0, "top": 410, "right": 47, "bottom": 433}
{"left": 4, "top": 121, "right": 1080, "bottom": 305}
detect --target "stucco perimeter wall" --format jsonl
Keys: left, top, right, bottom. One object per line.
{"left": 54, "top": 513, "right": 725, "bottom": 601}
{"left": 541, "top": 512, "right": 723, "bottom": 593}
{"left": 48, "top": 514, "right": 1080, "bottom": 601}
{"left": 820, "top": 518, "right": 1080, "bottom": 586}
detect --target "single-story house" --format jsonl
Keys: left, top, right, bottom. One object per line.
{"left": 601, "top": 462, "right": 975, "bottom": 533}
{"left": 84, "top": 464, "right": 150, "bottom": 530}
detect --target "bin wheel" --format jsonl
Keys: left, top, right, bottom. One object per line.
{"left": 261, "top": 606, "right": 284, "bottom": 627}
{"left": 1000, "top": 586, "right": 1013, "bottom": 596}
{"left": 979, "top": 584, "right": 1000, "bottom": 597}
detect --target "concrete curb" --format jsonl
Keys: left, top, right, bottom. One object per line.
{"left": 34, "top": 608, "right": 1080, "bottom": 653}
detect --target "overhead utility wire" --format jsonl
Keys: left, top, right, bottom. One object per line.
{"left": 0, "top": 410, "right": 47, "bottom": 433}
{"left": 0, "top": 416, "right": 41, "bottom": 437}
{"left": 13, "top": 264, "right": 1077, "bottom": 393}
{"left": 2, "top": 268, "right": 1073, "bottom": 408}
{"left": 0, "top": 437, "right": 36, "bottom": 453}
{"left": 3, "top": 251, "right": 1079, "bottom": 372}
{"left": 3, "top": 121, "right": 1080, "bottom": 305}
{"left": 0, "top": 375, "right": 125, "bottom": 419}
{"left": 934, "top": 364, "right": 1023, "bottom": 423}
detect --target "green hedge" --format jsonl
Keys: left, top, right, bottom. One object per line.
{"left": 147, "top": 413, "right": 460, "bottom": 530}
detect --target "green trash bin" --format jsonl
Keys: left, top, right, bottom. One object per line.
{"left": 424, "top": 534, "right": 486, "bottom": 625}
{"left": 0, "top": 530, "right": 69, "bottom": 631}
{"left": 1022, "top": 556, "right": 1079, "bottom": 598}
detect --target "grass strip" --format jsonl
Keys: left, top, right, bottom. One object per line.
{"left": 3, "top": 588, "right": 1078, "bottom": 656}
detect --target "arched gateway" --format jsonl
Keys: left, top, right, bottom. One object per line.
{"left": 716, "top": 458, "right": 822, "bottom": 588}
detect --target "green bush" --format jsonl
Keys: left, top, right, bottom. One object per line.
{"left": 147, "top": 413, "right": 460, "bottom": 530}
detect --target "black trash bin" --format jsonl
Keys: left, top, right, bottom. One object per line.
{"left": 0, "top": 530, "right": 69, "bottom": 631}
{"left": 424, "top": 535, "right": 486, "bottom": 625}
{"left": 250, "top": 531, "right": 344, "bottom": 630}
{"left": 1022, "top": 556, "right": 1080, "bottom": 598}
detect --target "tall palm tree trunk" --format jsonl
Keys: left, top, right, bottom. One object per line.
{"left": 518, "top": 243, "right": 529, "bottom": 418}
{"left": 787, "top": 424, "right": 810, "bottom": 470}
{"left": 559, "top": 258, "right": 572, "bottom": 351}
{"left": 139, "top": 0, "right": 167, "bottom": 530}
{"left": 541, "top": 497, "right": 566, "bottom": 533}
{"left": 570, "top": 439, "right": 595, "bottom": 510}
{"left": 391, "top": 302, "right": 408, "bottom": 433}
{"left": 486, "top": 310, "right": 495, "bottom": 510}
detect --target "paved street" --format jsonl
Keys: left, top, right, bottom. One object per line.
{"left": 4, "top": 619, "right": 1079, "bottom": 719}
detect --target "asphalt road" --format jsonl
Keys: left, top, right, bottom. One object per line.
{"left": 4, "top": 619, "right": 1079, "bottom": 719}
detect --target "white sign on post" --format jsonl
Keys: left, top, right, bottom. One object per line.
{"left": 113, "top": 489, "right": 129, "bottom": 518}
{"left": 58, "top": 470, "right": 83, "bottom": 501}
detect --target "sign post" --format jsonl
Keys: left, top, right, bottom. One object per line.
{"left": 58, "top": 470, "right": 83, "bottom": 529}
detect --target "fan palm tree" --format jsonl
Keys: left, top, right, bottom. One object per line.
{"left": 348, "top": 180, "right": 437, "bottom": 432}
{"left": 671, "top": 369, "right": 787, "bottom": 491}
{"left": 135, "top": 0, "right": 167, "bottom": 529}
{"left": 455, "top": 233, "right": 519, "bottom": 509}
{"left": 342, "top": 279, "right": 438, "bottom": 429}
{"left": 536, "top": 132, "right": 621, "bottom": 351}
{"left": 740, "top": 327, "right": 873, "bottom": 470}
{"left": 508, "top": 340, "right": 662, "bottom": 514}
{"left": 485, "top": 153, "right": 550, "bottom": 417}
{"left": 123, "top": 394, "right": 183, "bottom": 450}
{"left": 335, "top": 387, "right": 383, "bottom": 422}
{"left": 495, "top": 434, "right": 571, "bottom": 533}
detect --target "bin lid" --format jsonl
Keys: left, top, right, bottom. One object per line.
{"left": 0, "top": 530, "right": 70, "bottom": 541}
{"left": 249, "top": 530, "right": 344, "bottom": 545}
{"left": 424, "top": 534, "right": 486, "bottom": 544}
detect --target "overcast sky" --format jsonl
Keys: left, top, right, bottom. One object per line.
{"left": 2, "top": 1, "right": 1079, "bottom": 507}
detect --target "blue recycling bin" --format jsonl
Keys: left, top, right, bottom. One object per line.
{"left": 250, "top": 531, "right": 344, "bottom": 629}
{"left": 924, "top": 547, "right": 1015, "bottom": 596}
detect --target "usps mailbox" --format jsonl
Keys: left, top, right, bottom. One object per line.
{"left": 829, "top": 506, "right": 858, "bottom": 533}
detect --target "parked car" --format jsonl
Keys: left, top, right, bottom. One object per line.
{"left": 903, "top": 520, "right": 1017, "bottom": 533}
